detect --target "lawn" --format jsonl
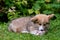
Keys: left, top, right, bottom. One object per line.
{"left": 0, "top": 14, "right": 60, "bottom": 40}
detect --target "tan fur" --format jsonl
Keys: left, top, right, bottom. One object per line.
{"left": 31, "top": 14, "right": 54, "bottom": 24}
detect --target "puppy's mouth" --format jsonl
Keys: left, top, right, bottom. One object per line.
{"left": 36, "top": 30, "right": 46, "bottom": 35}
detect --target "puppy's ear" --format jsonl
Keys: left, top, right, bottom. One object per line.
{"left": 47, "top": 14, "right": 55, "bottom": 20}
{"left": 31, "top": 17, "right": 38, "bottom": 22}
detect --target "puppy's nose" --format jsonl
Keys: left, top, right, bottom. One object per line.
{"left": 40, "top": 29, "right": 44, "bottom": 31}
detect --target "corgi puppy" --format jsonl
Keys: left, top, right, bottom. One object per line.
{"left": 8, "top": 14, "right": 55, "bottom": 35}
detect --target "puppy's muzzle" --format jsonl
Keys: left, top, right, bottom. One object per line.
{"left": 39, "top": 25, "right": 44, "bottom": 31}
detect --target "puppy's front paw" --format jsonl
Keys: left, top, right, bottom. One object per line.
{"left": 30, "top": 30, "right": 38, "bottom": 35}
{"left": 38, "top": 31, "right": 46, "bottom": 35}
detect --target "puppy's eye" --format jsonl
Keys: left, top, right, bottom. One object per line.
{"left": 43, "top": 24, "right": 46, "bottom": 26}
{"left": 46, "top": 23, "right": 49, "bottom": 24}
{"left": 39, "top": 24, "right": 41, "bottom": 25}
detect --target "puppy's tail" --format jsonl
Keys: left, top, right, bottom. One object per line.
{"left": 8, "top": 24, "right": 12, "bottom": 32}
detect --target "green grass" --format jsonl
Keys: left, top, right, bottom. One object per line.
{"left": 0, "top": 14, "right": 60, "bottom": 40}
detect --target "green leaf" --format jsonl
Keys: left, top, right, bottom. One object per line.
{"left": 45, "top": 4, "right": 52, "bottom": 9}
{"left": 28, "top": 9, "right": 34, "bottom": 14}
{"left": 35, "top": 10, "right": 40, "bottom": 14}
{"left": 43, "top": 10, "right": 53, "bottom": 14}
{"left": 52, "top": 4, "right": 60, "bottom": 9}
{"left": 32, "top": 3, "right": 41, "bottom": 11}
{"left": 22, "top": 0, "right": 27, "bottom": 5}
{"left": 45, "top": 0, "right": 50, "bottom": 2}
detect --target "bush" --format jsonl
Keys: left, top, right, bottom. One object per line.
{"left": 0, "top": 0, "right": 60, "bottom": 21}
